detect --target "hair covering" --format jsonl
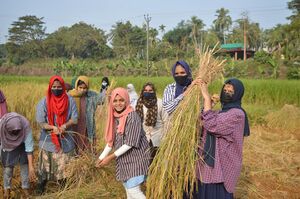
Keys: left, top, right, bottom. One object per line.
{"left": 105, "top": 87, "right": 134, "bottom": 147}
{"left": 127, "top": 83, "right": 139, "bottom": 106}
{"left": 68, "top": 76, "right": 90, "bottom": 117}
{"left": 204, "top": 78, "right": 250, "bottom": 167}
{"left": 75, "top": 76, "right": 89, "bottom": 89}
{"left": 0, "top": 90, "right": 8, "bottom": 119}
{"left": 220, "top": 78, "right": 250, "bottom": 136}
{"left": 171, "top": 60, "right": 192, "bottom": 98}
{"left": 47, "top": 75, "right": 69, "bottom": 151}
{"left": 135, "top": 82, "right": 158, "bottom": 127}
{"left": 0, "top": 112, "right": 30, "bottom": 151}
{"left": 100, "top": 77, "right": 110, "bottom": 92}
{"left": 102, "top": 77, "right": 109, "bottom": 85}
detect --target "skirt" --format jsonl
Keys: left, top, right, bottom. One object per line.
{"left": 183, "top": 181, "right": 234, "bottom": 199}
{"left": 38, "top": 149, "right": 75, "bottom": 181}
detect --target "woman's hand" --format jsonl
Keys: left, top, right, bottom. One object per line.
{"left": 96, "top": 154, "right": 116, "bottom": 168}
{"left": 95, "top": 159, "right": 103, "bottom": 168}
{"left": 200, "top": 80, "right": 210, "bottom": 100}
{"left": 52, "top": 126, "right": 60, "bottom": 134}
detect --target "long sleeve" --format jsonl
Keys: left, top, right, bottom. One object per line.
{"left": 162, "top": 83, "right": 184, "bottom": 115}
{"left": 114, "top": 144, "right": 132, "bottom": 157}
{"left": 202, "top": 109, "right": 245, "bottom": 137}
{"left": 98, "top": 144, "right": 112, "bottom": 160}
{"left": 24, "top": 129, "right": 34, "bottom": 153}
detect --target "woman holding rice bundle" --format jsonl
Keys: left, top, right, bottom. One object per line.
{"left": 69, "top": 76, "right": 104, "bottom": 154}
{"left": 135, "top": 82, "right": 168, "bottom": 160}
{"left": 35, "top": 75, "right": 78, "bottom": 194}
{"left": 95, "top": 87, "right": 150, "bottom": 199}
{"left": 0, "top": 112, "right": 36, "bottom": 198}
{"left": 162, "top": 60, "right": 193, "bottom": 115}
{"left": 185, "top": 78, "right": 250, "bottom": 199}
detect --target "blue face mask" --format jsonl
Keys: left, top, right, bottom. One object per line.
{"left": 51, "top": 89, "right": 63, "bottom": 96}
{"left": 143, "top": 92, "right": 155, "bottom": 99}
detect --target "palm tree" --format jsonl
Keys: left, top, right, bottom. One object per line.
{"left": 213, "top": 8, "right": 232, "bottom": 44}
{"left": 159, "top": 24, "right": 166, "bottom": 35}
{"left": 188, "top": 16, "right": 205, "bottom": 47}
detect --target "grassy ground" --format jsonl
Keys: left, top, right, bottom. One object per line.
{"left": 0, "top": 76, "right": 299, "bottom": 198}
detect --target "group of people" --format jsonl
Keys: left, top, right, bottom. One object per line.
{"left": 0, "top": 60, "right": 250, "bottom": 199}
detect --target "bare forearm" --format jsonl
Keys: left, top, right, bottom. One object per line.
{"left": 27, "top": 153, "right": 34, "bottom": 169}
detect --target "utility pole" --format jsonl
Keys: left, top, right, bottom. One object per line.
{"left": 243, "top": 17, "right": 247, "bottom": 61}
{"left": 144, "top": 14, "right": 151, "bottom": 76}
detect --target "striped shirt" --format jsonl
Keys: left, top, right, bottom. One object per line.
{"left": 162, "top": 82, "right": 184, "bottom": 115}
{"left": 114, "top": 111, "right": 150, "bottom": 182}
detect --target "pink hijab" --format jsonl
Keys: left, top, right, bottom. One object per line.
{"left": 0, "top": 90, "right": 8, "bottom": 118}
{"left": 105, "top": 87, "right": 134, "bottom": 147}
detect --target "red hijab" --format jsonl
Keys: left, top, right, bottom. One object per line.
{"left": 47, "top": 75, "right": 69, "bottom": 151}
{"left": 105, "top": 87, "right": 134, "bottom": 147}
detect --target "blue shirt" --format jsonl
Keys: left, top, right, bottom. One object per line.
{"left": 36, "top": 95, "right": 78, "bottom": 153}
{"left": 162, "top": 82, "right": 184, "bottom": 115}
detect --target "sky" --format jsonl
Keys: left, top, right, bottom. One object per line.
{"left": 0, "top": 0, "right": 292, "bottom": 44}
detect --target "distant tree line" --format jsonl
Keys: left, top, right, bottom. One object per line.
{"left": 0, "top": 0, "right": 299, "bottom": 79}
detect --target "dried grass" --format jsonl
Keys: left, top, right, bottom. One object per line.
{"left": 146, "top": 45, "right": 226, "bottom": 199}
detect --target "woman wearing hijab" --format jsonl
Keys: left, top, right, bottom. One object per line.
{"left": 69, "top": 76, "right": 104, "bottom": 153}
{"left": 0, "top": 112, "right": 36, "bottom": 198}
{"left": 95, "top": 87, "right": 150, "bottom": 199}
{"left": 35, "top": 75, "right": 78, "bottom": 194}
{"left": 126, "top": 83, "right": 139, "bottom": 109}
{"left": 99, "top": 76, "right": 110, "bottom": 103}
{"left": 0, "top": 90, "right": 8, "bottom": 118}
{"left": 162, "top": 60, "right": 193, "bottom": 115}
{"left": 135, "top": 82, "right": 168, "bottom": 160}
{"left": 185, "top": 78, "right": 250, "bottom": 199}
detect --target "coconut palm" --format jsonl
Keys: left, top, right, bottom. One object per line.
{"left": 213, "top": 7, "right": 232, "bottom": 44}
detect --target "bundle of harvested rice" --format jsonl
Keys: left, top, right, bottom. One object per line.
{"left": 146, "top": 45, "right": 226, "bottom": 199}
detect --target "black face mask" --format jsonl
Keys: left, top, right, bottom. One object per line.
{"left": 174, "top": 75, "right": 189, "bottom": 86}
{"left": 143, "top": 92, "right": 155, "bottom": 100}
{"left": 222, "top": 91, "right": 234, "bottom": 103}
{"left": 51, "top": 89, "right": 63, "bottom": 96}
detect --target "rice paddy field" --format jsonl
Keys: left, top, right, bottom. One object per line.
{"left": 0, "top": 75, "right": 299, "bottom": 198}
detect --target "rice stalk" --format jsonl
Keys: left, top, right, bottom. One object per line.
{"left": 146, "top": 44, "right": 226, "bottom": 199}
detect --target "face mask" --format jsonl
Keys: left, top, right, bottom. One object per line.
{"left": 102, "top": 82, "right": 108, "bottom": 89}
{"left": 51, "top": 89, "right": 63, "bottom": 96}
{"left": 174, "top": 75, "right": 189, "bottom": 86}
{"left": 222, "top": 91, "right": 234, "bottom": 103}
{"left": 143, "top": 92, "right": 155, "bottom": 100}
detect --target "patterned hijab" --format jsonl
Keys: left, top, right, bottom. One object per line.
{"left": 105, "top": 88, "right": 134, "bottom": 147}
{"left": 0, "top": 112, "right": 30, "bottom": 151}
{"left": 69, "top": 76, "right": 89, "bottom": 116}
{"left": 136, "top": 82, "right": 158, "bottom": 127}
